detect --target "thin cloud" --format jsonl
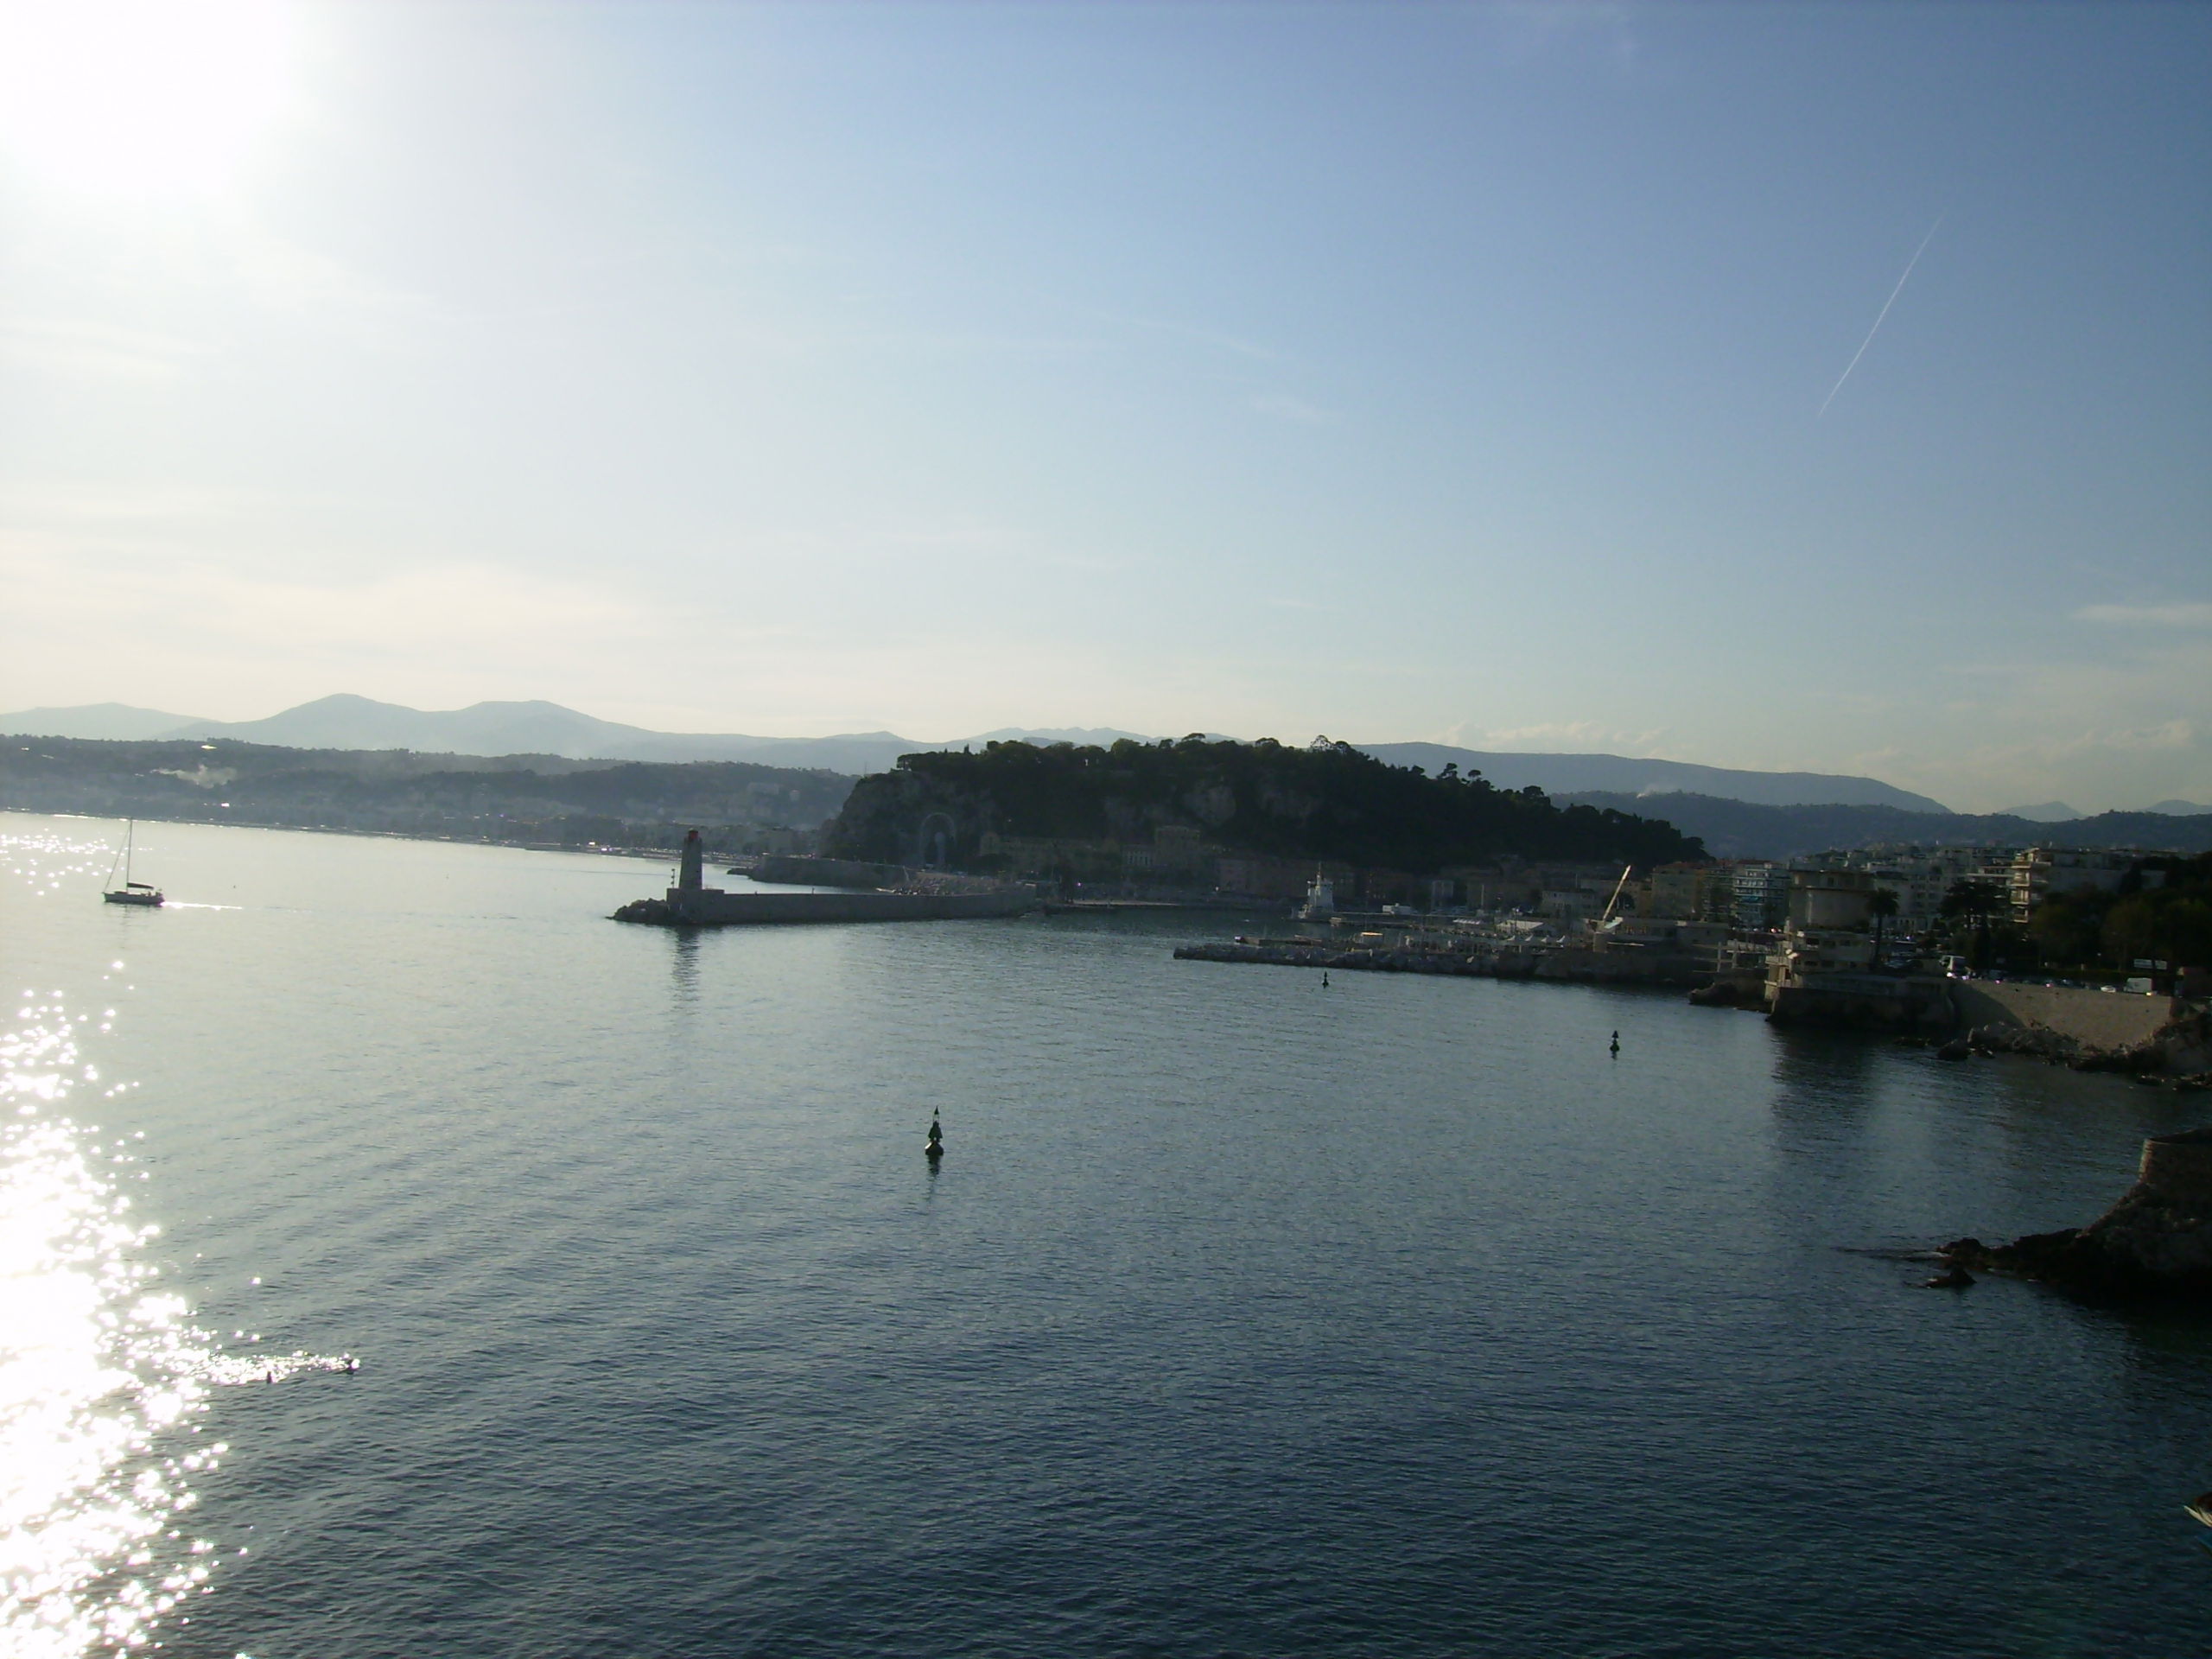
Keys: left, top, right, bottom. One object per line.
{"left": 0, "top": 319, "right": 212, "bottom": 381}
{"left": 1819, "top": 218, "right": 1942, "bottom": 417}
{"left": 1249, "top": 394, "right": 1333, "bottom": 424}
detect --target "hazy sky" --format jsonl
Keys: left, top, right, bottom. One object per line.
{"left": 2, "top": 1, "right": 2206, "bottom": 810}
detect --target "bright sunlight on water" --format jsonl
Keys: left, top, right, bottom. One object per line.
{"left": 3, "top": 812, "right": 2209, "bottom": 1657}
{"left": 2, "top": 919, "right": 219, "bottom": 1653}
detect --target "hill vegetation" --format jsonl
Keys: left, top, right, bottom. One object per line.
{"left": 824, "top": 737, "right": 1705, "bottom": 873}
{"left": 0, "top": 737, "right": 851, "bottom": 849}
{"left": 1555, "top": 791, "right": 2212, "bottom": 861}
{"left": 2026, "top": 853, "right": 2212, "bottom": 972}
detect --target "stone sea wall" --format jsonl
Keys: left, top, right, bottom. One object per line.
{"left": 615, "top": 888, "right": 1037, "bottom": 926}
{"left": 1949, "top": 982, "right": 2177, "bottom": 1052}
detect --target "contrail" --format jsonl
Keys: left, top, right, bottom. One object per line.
{"left": 1819, "top": 217, "right": 1942, "bottom": 417}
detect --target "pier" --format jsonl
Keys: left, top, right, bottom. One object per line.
{"left": 615, "top": 830, "right": 1038, "bottom": 927}
{"left": 1174, "top": 935, "right": 1709, "bottom": 986}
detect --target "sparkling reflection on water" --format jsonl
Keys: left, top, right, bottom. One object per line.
{"left": 0, "top": 829, "right": 334, "bottom": 1656}
{"left": 1, "top": 983, "right": 219, "bottom": 1655}
{"left": 4, "top": 814, "right": 2211, "bottom": 1656}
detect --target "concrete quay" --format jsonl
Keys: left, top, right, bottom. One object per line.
{"left": 616, "top": 887, "right": 1036, "bottom": 926}
{"left": 1173, "top": 937, "right": 1708, "bottom": 987}
{"left": 613, "top": 829, "right": 1037, "bottom": 927}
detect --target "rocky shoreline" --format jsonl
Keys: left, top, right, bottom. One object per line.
{"left": 1943, "top": 1127, "right": 2212, "bottom": 1301}
{"left": 1929, "top": 1004, "right": 2212, "bottom": 1080}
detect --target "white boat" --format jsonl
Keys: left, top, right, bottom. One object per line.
{"left": 102, "top": 821, "right": 164, "bottom": 907}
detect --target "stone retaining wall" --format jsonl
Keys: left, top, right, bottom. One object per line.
{"left": 1948, "top": 982, "right": 2177, "bottom": 1051}
{"left": 2139, "top": 1128, "right": 2212, "bottom": 1204}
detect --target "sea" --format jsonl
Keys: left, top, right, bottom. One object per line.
{"left": 3, "top": 811, "right": 2209, "bottom": 1658}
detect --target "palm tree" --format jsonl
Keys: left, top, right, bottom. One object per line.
{"left": 1939, "top": 880, "right": 1999, "bottom": 973}
{"left": 1866, "top": 888, "right": 1900, "bottom": 971}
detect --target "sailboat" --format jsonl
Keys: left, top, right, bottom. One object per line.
{"left": 102, "top": 820, "right": 164, "bottom": 907}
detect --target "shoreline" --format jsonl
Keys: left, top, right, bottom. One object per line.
{"left": 3, "top": 806, "right": 693, "bottom": 865}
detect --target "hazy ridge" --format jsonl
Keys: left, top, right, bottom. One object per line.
{"left": 8, "top": 696, "right": 1958, "bottom": 812}
{"left": 1555, "top": 791, "right": 2212, "bottom": 861}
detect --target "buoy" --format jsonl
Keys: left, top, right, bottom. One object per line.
{"left": 925, "top": 1112, "right": 944, "bottom": 1159}
{"left": 1322, "top": 971, "right": 1330, "bottom": 988}
{"left": 1609, "top": 1029, "right": 1620, "bottom": 1056}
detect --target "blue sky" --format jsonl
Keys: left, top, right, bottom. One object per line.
{"left": 1, "top": 1, "right": 2206, "bottom": 810}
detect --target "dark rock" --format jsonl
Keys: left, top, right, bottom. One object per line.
{"left": 1943, "top": 1194, "right": 2212, "bottom": 1302}
{"left": 1935, "top": 1038, "right": 1973, "bottom": 1061}
{"left": 1922, "top": 1266, "right": 1975, "bottom": 1289}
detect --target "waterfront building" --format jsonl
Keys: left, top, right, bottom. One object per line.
{"left": 1786, "top": 868, "right": 1876, "bottom": 931}
{"left": 1650, "top": 861, "right": 1736, "bottom": 924}
{"left": 2008, "top": 846, "right": 2143, "bottom": 923}
{"left": 1731, "top": 862, "right": 1795, "bottom": 930}
{"left": 1215, "top": 853, "right": 1329, "bottom": 901}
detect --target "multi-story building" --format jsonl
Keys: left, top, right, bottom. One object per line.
{"left": 1786, "top": 867, "right": 1877, "bottom": 931}
{"left": 2008, "top": 847, "right": 2143, "bottom": 923}
{"left": 1731, "top": 862, "right": 1794, "bottom": 930}
{"left": 1649, "top": 861, "right": 1735, "bottom": 924}
{"left": 1799, "top": 843, "right": 2018, "bottom": 931}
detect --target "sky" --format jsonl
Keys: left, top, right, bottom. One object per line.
{"left": 0, "top": 0, "right": 2206, "bottom": 813}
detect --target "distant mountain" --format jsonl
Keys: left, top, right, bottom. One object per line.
{"left": 6, "top": 700, "right": 2107, "bottom": 822}
{"left": 0, "top": 736, "right": 857, "bottom": 841}
{"left": 2146, "top": 799, "right": 2212, "bottom": 816}
{"left": 1361, "top": 742, "right": 1948, "bottom": 813}
{"left": 1999, "top": 801, "right": 2084, "bottom": 822}
{"left": 0, "top": 702, "right": 210, "bottom": 741}
{"left": 143, "top": 696, "right": 916, "bottom": 772}
{"left": 3, "top": 696, "right": 1165, "bottom": 775}
{"left": 1557, "top": 791, "right": 2212, "bottom": 861}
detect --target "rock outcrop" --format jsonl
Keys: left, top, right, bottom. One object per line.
{"left": 1944, "top": 1126, "right": 2212, "bottom": 1300}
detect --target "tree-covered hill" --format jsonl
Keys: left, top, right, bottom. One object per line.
{"left": 823, "top": 737, "right": 1704, "bottom": 872}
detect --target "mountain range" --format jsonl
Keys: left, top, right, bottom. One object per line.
{"left": 6, "top": 694, "right": 2196, "bottom": 817}
{"left": 1554, "top": 792, "right": 2212, "bottom": 862}
{"left": 0, "top": 696, "right": 1154, "bottom": 778}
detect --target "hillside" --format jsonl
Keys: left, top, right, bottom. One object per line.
{"left": 1554, "top": 791, "right": 2212, "bottom": 861}
{"left": 0, "top": 696, "right": 1154, "bottom": 775}
{"left": 824, "top": 737, "right": 1703, "bottom": 873}
{"left": 0, "top": 738, "right": 854, "bottom": 848}
{"left": 3, "top": 700, "right": 1959, "bottom": 813}
{"left": 1363, "top": 742, "right": 1947, "bottom": 812}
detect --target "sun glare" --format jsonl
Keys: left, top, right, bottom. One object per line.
{"left": 0, "top": 0, "right": 296, "bottom": 197}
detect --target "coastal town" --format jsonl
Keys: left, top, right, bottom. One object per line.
{"left": 979, "top": 829, "right": 2203, "bottom": 1014}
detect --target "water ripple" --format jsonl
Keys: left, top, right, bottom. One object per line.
{"left": 2, "top": 992, "right": 221, "bottom": 1656}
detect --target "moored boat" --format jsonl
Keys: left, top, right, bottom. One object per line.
{"left": 102, "top": 820, "right": 164, "bottom": 907}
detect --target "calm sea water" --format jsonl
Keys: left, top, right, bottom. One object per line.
{"left": 4, "top": 811, "right": 2210, "bottom": 1657}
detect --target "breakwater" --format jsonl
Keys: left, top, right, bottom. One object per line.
{"left": 1173, "top": 937, "right": 1707, "bottom": 986}
{"left": 615, "top": 888, "right": 1036, "bottom": 926}
{"left": 616, "top": 828, "right": 1036, "bottom": 926}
